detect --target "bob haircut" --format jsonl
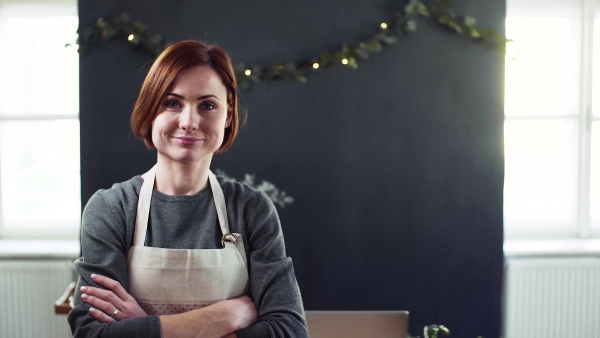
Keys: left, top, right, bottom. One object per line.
{"left": 131, "top": 40, "right": 239, "bottom": 153}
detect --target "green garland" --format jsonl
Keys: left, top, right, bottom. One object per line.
{"left": 76, "top": 0, "right": 506, "bottom": 90}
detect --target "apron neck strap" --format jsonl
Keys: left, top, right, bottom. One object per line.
{"left": 133, "top": 165, "right": 230, "bottom": 246}
{"left": 134, "top": 165, "right": 156, "bottom": 246}
{"left": 208, "top": 171, "right": 231, "bottom": 237}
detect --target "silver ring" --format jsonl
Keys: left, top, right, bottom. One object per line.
{"left": 112, "top": 307, "right": 120, "bottom": 317}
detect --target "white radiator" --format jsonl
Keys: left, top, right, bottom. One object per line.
{"left": 0, "top": 259, "right": 74, "bottom": 338}
{"left": 504, "top": 257, "right": 600, "bottom": 338}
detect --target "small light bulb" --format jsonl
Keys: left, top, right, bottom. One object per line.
{"left": 128, "top": 34, "right": 135, "bottom": 41}
{"left": 244, "top": 69, "right": 252, "bottom": 76}
{"left": 380, "top": 22, "right": 388, "bottom": 29}
{"left": 341, "top": 58, "right": 349, "bottom": 65}
{"left": 312, "top": 62, "right": 319, "bottom": 69}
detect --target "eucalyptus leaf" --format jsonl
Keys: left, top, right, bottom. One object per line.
{"left": 406, "top": 19, "right": 418, "bottom": 31}
{"left": 96, "top": 18, "right": 106, "bottom": 28}
{"left": 448, "top": 21, "right": 461, "bottom": 33}
{"left": 347, "top": 57, "right": 358, "bottom": 69}
{"left": 404, "top": 0, "right": 420, "bottom": 14}
{"left": 355, "top": 48, "right": 369, "bottom": 60}
{"left": 437, "top": 14, "right": 450, "bottom": 24}
{"left": 416, "top": 3, "right": 429, "bottom": 16}
{"left": 366, "top": 39, "right": 382, "bottom": 52}
{"left": 296, "top": 74, "right": 307, "bottom": 83}
{"left": 382, "top": 35, "right": 398, "bottom": 44}
{"left": 470, "top": 28, "right": 481, "bottom": 39}
{"left": 464, "top": 16, "right": 476, "bottom": 26}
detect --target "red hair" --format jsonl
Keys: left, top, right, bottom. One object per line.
{"left": 131, "top": 40, "right": 239, "bottom": 153}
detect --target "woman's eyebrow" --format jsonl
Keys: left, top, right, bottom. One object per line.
{"left": 164, "top": 92, "right": 184, "bottom": 99}
{"left": 164, "top": 93, "right": 219, "bottom": 100}
{"left": 198, "top": 94, "right": 219, "bottom": 101}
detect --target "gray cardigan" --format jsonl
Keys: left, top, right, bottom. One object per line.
{"left": 68, "top": 175, "right": 308, "bottom": 338}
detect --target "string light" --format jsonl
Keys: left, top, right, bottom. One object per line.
{"left": 79, "top": 6, "right": 506, "bottom": 91}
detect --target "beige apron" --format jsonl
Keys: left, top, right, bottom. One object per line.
{"left": 127, "top": 165, "right": 249, "bottom": 315}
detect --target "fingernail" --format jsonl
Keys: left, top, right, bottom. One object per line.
{"left": 89, "top": 307, "right": 95, "bottom": 312}
{"left": 91, "top": 274, "right": 97, "bottom": 278}
{"left": 80, "top": 286, "right": 87, "bottom": 292}
{"left": 81, "top": 294, "right": 88, "bottom": 300}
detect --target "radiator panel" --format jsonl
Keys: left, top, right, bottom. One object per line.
{"left": 0, "top": 260, "right": 74, "bottom": 338}
{"left": 3, "top": 257, "right": 600, "bottom": 338}
{"left": 504, "top": 257, "right": 600, "bottom": 338}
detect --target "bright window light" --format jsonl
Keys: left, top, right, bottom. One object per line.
{"left": 504, "top": 120, "right": 578, "bottom": 230}
{"left": 505, "top": 17, "right": 577, "bottom": 117}
{"left": 504, "top": 15, "right": 579, "bottom": 235}
{"left": 0, "top": 2, "right": 80, "bottom": 239}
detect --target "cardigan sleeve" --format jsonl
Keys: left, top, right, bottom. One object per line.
{"left": 68, "top": 191, "right": 162, "bottom": 338}
{"left": 235, "top": 191, "right": 309, "bottom": 338}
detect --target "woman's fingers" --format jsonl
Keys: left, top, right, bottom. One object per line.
{"left": 91, "top": 274, "right": 134, "bottom": 302}
{"left": 82, "top": 274, "right": 148, "bottom": 320}
{"left": 81, "top": 292, "right": 122, "bottom": 321}
{"left": 81, "top": 285, "right": 122, "bottom": 305}
{"left": 89, "top": 307, "right": 117, "bottom": 323}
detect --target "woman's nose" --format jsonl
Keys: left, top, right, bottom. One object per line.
{"left": 179, "top": 106, "right": 199, "bottom": 131}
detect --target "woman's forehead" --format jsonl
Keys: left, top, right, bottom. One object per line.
{"left": 168, "top": 65, "right": 227, "bottom": 96}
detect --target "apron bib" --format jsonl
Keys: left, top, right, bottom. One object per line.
{"left": 127, "top": 165, "right": 249, "bottom": 315}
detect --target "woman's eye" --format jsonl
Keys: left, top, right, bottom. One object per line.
{"left": 164, "top": 101, "right": 180, "bottom": 109}
{"left": 200, "top": 102, "right": 216, "bottom": 110}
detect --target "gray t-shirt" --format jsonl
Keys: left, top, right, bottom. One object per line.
{"left": 68, "top": 175, "right": 308, "bottom": 338}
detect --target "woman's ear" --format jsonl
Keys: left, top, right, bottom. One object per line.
{"left": 225, "top": 108, "right": 233, "bottom": 128}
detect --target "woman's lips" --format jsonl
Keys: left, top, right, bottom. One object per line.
{"left": 173, "top": 136, "right": 203, "bottom": 145}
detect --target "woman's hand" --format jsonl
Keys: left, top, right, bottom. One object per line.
{"left": 80, "top": 274, "right": 147, "bottom": 323}
{"left": 224, "top": 295, "right": 258, "bottom": 331}
{"left": 159, "top": 295, "right": 257, "bottom": 338}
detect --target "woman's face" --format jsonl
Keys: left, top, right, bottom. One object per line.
{"left": 152, "top": 65, "right": 231, "bottom": 166}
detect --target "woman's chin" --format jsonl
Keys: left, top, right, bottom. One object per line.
{"left": 159, "top": 151, "right": 213, "bottom": 166}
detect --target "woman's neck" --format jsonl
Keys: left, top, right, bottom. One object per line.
{"left": 153, "top": 157, "right": 212, "bottom": 196}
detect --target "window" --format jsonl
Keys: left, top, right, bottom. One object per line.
{"left": 504, "top": 0, "right": 600, "bottom": 238}
{"left": 0, "top": 0, "right": 79, "bottom": 239}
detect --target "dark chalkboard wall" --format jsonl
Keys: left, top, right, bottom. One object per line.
{"left": 78, "top": 0, "right": 505, "bottom": 336}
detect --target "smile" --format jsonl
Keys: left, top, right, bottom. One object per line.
{"left": 173, "top": 136, "right": 203, "bottom": 145}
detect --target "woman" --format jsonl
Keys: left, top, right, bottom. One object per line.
{"left": 68, "top": 40, "right": 308, "bottom": 338}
